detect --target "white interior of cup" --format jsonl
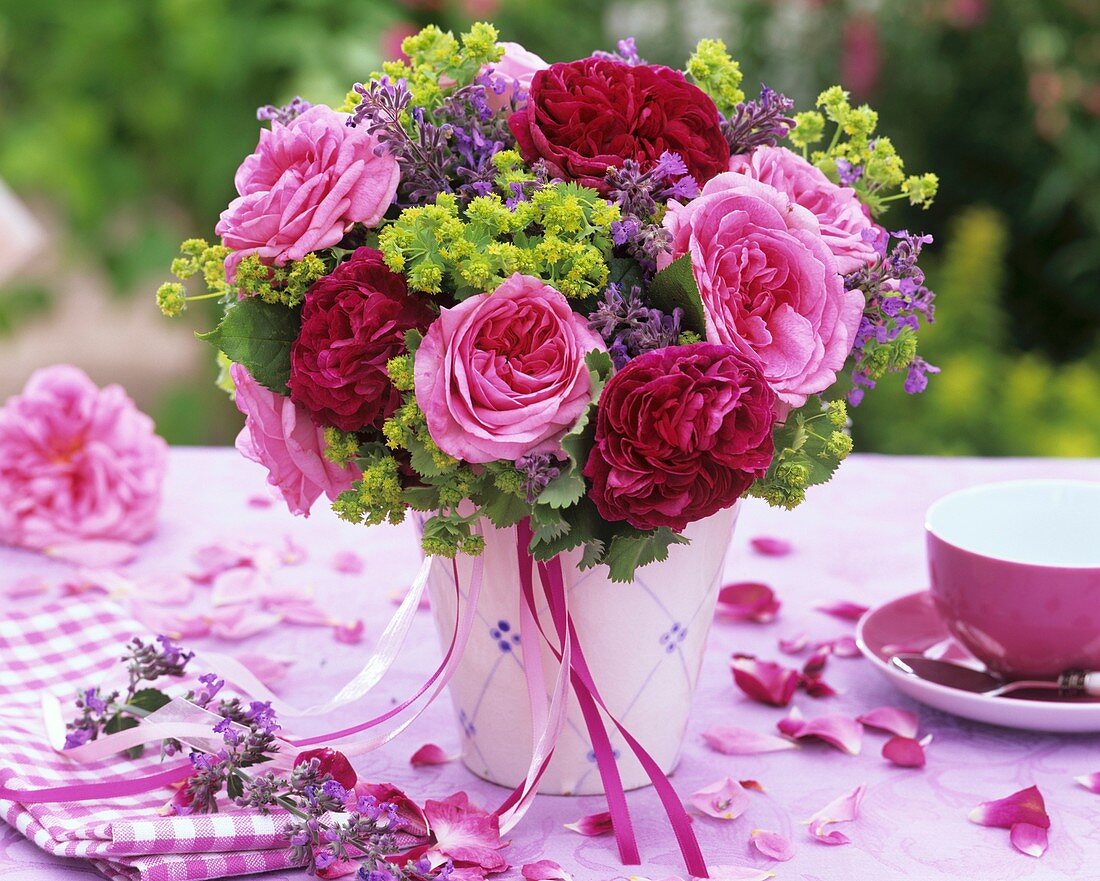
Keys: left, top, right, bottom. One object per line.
{"left": 926, "top": 480, "right": 1100, "bottom": 568}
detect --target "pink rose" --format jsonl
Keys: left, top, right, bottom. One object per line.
{"left": 414, "top": 274, "right": 604, "bottom": 463}
{"left": 662, "top": 173, "right": 865, "bottom": 409}
{"left": 231, "top": 364, "right": 360, "bottom": 516}
{"left": 728, "top": 146, "right": 878, "bottom": 274}
{"left": 483, "top": 41, "right": 548, "bottom": 111}
{"left": 216, "top": 105, "right": 399, "bottom": 277}
{"left": 0, "top": 365, "right": 167, "bottom": 550}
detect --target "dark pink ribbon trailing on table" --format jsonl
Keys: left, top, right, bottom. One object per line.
{"left": 0, "top": 526, "right": 710, "bottom": 877}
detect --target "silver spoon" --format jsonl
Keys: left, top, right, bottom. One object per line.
{"left": 889, "top": 655, "right": 1100, "bottom": 699}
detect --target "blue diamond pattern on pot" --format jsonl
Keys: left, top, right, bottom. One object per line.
{"left": 490, "top": 619, "right": 521, "bottom": 653}
{"left": 659, "top": 622, "right": 687, "bottom": 653}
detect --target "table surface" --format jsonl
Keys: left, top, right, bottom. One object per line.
{"left": 1, "top": 449, "right": 1098, "bottom": 881}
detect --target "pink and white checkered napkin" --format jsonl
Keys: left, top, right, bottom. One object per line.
{"left": 0, "top": 601, "right": 303, "bottom": 881}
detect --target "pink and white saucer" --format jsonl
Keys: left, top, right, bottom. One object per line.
{"left": 856, "top": 591, "right": 1100, "bottom": 733}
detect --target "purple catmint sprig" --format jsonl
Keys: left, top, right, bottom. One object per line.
{"left": 845, "top": 228, "right": 938, "bottom": 405}
{"left": 515, "top": 453, "right": 566, "bottom": 503}
{"left": 588, "top": 284, "right": 684, "bottom": 369}
{"left": 257, "top": 97, "right": 314, "bottom": 126}
{"left": 723, "top": 84, "right": 796, "bottom": 155}
{"left": 592, "top": 37, "right": 647, "bottom": 66}
{"left": 605, "top": 152, "right": 698, "bottom": 271}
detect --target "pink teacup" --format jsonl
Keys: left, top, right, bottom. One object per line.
{"left": 926, "top": 480, "right": 1100, "bottom": 677}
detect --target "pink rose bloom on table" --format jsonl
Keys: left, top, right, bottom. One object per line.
{"left": 661, "top": 172, "right": 864, "bottom": 409}
{"left": 729, "top": 145, "right": 879, "bottom": 274}
{"left": 414, "top": 273, "right": 604, "bottom": 463}
{"left": 0, "top": 365, "right": 167, "bottom": 551}
{"left": 215, "top": 105, "right": 399, "bottom": 277}
{"left": 584, "top": 343, "right": 776, "bottom": 532}
{"left": 289, "top": 247, "right": 435, "bottom": 432}
{"left": 231, "top": 364, "right": 360, "bottom": 516}
{"left": 483, "top": 41, "right": 548, "bottom": 111}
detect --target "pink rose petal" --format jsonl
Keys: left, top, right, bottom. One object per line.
{"left": 716, "top": 582, "right": 781, "bottom": 623}
{"left": 779, "top": 708, "right": 863, "bottom": 755}
{"left": 821, "top": 634, "right": 860, "bottom": 657}
{"left": 45, "top": 540, "right": 139, "bottom": 568}
{"left": 410, "top": 743, "right": 453, "bottom": 767}
{"left": 815, "top": 601, "right": 870, "bottom": 622}
{"left": 779, "top": 632, "right": 808, "bottom": 654}
{"left": 702, "top": 725, "right": 798, "bottom": 755}
{"left": 740, "top": 779, "right": 765, "bottom": 793}
{"left": 4, "top": 576, "right": 50, "bottom": 599}
{"left": 333, "top": 620, "right": 364, "bottom": 645}
{"left": 969, "top": 785, "right": 1050, "bottom": 831}
{"left": 272, "top": 600, "right": 333, "bottom": 627}
{"left": 806, "top": 785, "right": 866, "bottom": 845}
{"left": 1074, "top": 772, "right": 1100, "bottom": 793}
{"left": 259, "top": 580, "right": 315, "bottom": 608}
{"left": 731, "top": 656, "right": 800, "bottom": 707}
{"left": 331, "top": 551, "right": 364, "bottom": 574}
{"left": 750, "top": 828, "right": 794, "bottom": 861}
{"left": 60, "top": 569, "right": 134, "bottom": 597}
{"left": 564, "top": 811, "right": 612, "bottom": 836}
{"left": 235, "top": 653, "right": 294, "bottom": 687}
{"left": 207, "top": 605, "right": 282, "bottom": 640}
{"left": 189, "top": 541, "right": 258, "bottom": 584}
{"left": 1009, "top": 822, "right": 1049, "bottom": 858}
{"left": 857, "top": 706, "right": 919, "bottom": 739}
{"left": 141, "top": 574, "right": 195, "bottom": 606}
{"left": 130, "top": 605, "right": 212, "bottom": 640}
{"left": 882, "top": 735, "right": 927, "bottom": 768}
{"left": 521, "top": 860, "right": 573, "bottom": 881}
{"left": 800, "top": 676, "right": 838, "bottom": 699}
{"left": 211, "top": 567, "right": 269, "bottom": 606}
{"left": 689, "top": 777, "right": 751, "bottom": 821}
{"left": 247, "top": 494, "right": 274, "bottom": 508}
{"left": 279, "top": 535, "right": 307, "bottom": 566}
{"left": 802, "top": 648, "right": 830, "bottom": 678}
{"left": 750, "top": 536, "right": 792, "bottom": 556}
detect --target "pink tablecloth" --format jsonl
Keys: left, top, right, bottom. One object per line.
{"left": 1, "top": 449, "right": 1099, "bottom": 880}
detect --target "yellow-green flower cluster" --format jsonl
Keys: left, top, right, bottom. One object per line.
{"left": 156, "top": 239, "right": 231, "bottom": 317}
{"left": 233, "top": 253, "right": 327, "bottom": 308}
{"left": 322, "top": 428, "right": 362, "bottom": 468}
{"left": 379, "top": 176, "right": 619, "bottom": 300}
{"left": 342, "top": 22, "right": 503, "bottom": 113}
{"left": 685, "top": 39, "right": 745, "bottom": 117}
{"left": 789, "top": 86, "right": 938, "bottom": 216}
{"left": 332, "top": 452, "right": 407, "bottom": 527}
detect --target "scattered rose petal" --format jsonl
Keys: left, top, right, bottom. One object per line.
{"left": 259, "top": 580, "right": 315, "bottom": 608}
{"left": 731, "top": 656, "right": 800, "bottom": 707}
{"left": 750, "top": 829, "right": 794, "bottom": 861}
{"left": 857, "top": 706, "right": 919, "bottom": 739}
{"left": 315, "top": 856, "right": 358, "bottom": 879}
{"left": 750, "top": 536, "right": 792, "bottom": 556}
{"left": 969, "top": 785, "right": 1050, "bottom": 831}
{"left": 779, "top": 632, "right": 808, "bottom": 654}
{"left": 779, "top": 708, "right": 863, "bottom": 755}
{"left": 415, "top": 792, "right": 507, "bottom": 872}
{"left": 211, "top": 567, "right": 269, "bottom": 606}
{"left": 247, "top": 494, "right": 274, "bottom": 508}
{"left": 740, "top": 779, "right": 765, "bottom": 793}
{"left": 279, "top": 535, "right": 308, "bottom": 565}
{"left": 272, "top": 600, "right": 333, "bottom": 627}
{"left": 815, "top": 601, "right": 870, "bottom": 622}
{"left": 236, "top": 653, "right": 294, "bottom": 686}
{"left": 702, "top": 726, "right": 798, "bottom": 755}
{"left": 689, "top": 777, "right": 751, "bottom": 821}
{"left": 411, "top": 743, "right": 453, "bottom": 767}
{"left": 806, "top": 785, "right": 866, "bottom": 845}
{"left": 60, "top": 569, "right": 134, "bottom": 597}
{"left": 1074, "top": 772, "right": 1100, "bottom": 793}
{"left": 4, "top": 576, "right": 50, "bottom": 599}
{"left": 141, "top": 574, "right": 195, "bottom": 606}
{"left": 800, "top": 676, "right": 838, "bottom": 699}
{"left": 45, "top": 540, "right": 139, "bottom": 568}
{"left": 802, "top": 648, "right": 830, "bottom": 678}
{"left": 522, "top": 860, "right": 573, "bottom": 881}
{"left": 564, "top": 811, "right": 612, "bottom": 836}
{"left": 130, "top": 605, "right": 212, "bottom": 640}
{"left": 356, "top": 783, "right": 428, "bottom": 837}
{"left": 882, "top": 736, "right": 927, "bottom": 768}
{"left": 207, "top": 605, "right": 282, "bottom": 640}
{"left": 189, "top": 541, "right": 259, "bottom": 584}
{"left": 1009, "top": 822, "right": 1049, "bottom": 858}
{"left": 333, "top": 620, "right": 364, "bottom": 645}
{"left": 331, "top": 551, "right": 364, "bottom": 574}
{"left": 716, "top": 582, "right": 781, "bottom": 623}
{"left": 820, "top": 634, "right": 860, "bottom": 657}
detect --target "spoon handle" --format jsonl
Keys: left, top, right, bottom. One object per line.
{"left": 1058, "top": 670, "right": 1100, "bottom": 697}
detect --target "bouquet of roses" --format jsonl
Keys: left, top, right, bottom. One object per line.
{"left": 158, "top": 23, "right": 938, "bottom": 582}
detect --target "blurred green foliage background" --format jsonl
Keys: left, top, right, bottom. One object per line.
{"left": 0, "top": 0, "right": 1097, "bottom": 454}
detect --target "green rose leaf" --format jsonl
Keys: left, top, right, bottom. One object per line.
{"left": 646, "top": 254, "right": 707, "bottom": 337}
{"left": 603, "top": 526, "right": 691, "bottom": 584}
{"left": 197, "top": 298, "right": 300, "bottom": 394}
{"left": 129, "top": 688, "right": 171, "bottom": 714}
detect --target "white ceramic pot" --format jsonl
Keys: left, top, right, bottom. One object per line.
{"left": 425, "top": 504, "right": 739, "bottom": 795}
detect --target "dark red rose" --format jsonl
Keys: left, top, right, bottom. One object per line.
{"left": 508, "top": 58, "right": 729, "bottom": 191}
{"left": 583, "top": 343, "right": 776, "bottom": 531}
{"left": 294, "top": 747, "right": 358, "bottom": 789}
{"left": 289, "top": 247, "right": 434, "bottom": 432}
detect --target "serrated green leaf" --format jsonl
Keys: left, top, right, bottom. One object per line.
{"left": 104, "top": 713, "right": 140, "bottom": 735}
{"left": 129, "top": 688, "right": 171, "bottom": 713}
{"left": 226, "top": 773, "right": 244, "bottom": 800}
{"left": 646, "top": 254, "right": 706, "bottom": 336}
{"left": 405, "top": 329, "right": 423, "bottom": 354}
{"left": 405, "top": 434, "right": 448, "bottom": 479}
{"left": 603, "top": 527, "right": 691, "bottom": 583}
{"left": 529, "top": 498, "right": 600, "bottom": 561}
{"left": 197, "top": 298, "right": 300, "bottom": 394}
{"left": 402, "top": 485, "right": 442, "bottom": 511}
{"left": 606, "top": 255, "right": 646, "bottom": 293}
{"left": 537, "top": 470, "right": 586, "bottom": 509}
{"left": 579, "top": 539, "right": 606, "bottom": 570}
{"left": 530, "top": 504, "right": 570, "bottom": 545}
{"left": 480, "top": 488, "right": 531, "bottom": 529}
